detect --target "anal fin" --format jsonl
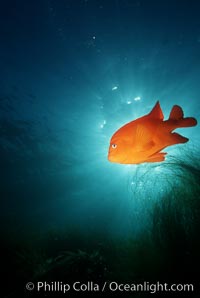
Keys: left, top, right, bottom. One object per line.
{"left": 146, "top": 152, "right": 167, "bottom": 163}
{"left": 170, "top": 132, "right": 188, "bottom": 145}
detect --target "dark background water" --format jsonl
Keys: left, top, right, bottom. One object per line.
{"left": 1, "top": 0, "right": 200, "bottom": 297}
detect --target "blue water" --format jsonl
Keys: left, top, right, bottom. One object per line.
{"left": 0, "top": 1, "right": 200, "bottom": 296}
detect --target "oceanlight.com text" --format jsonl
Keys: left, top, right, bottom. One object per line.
{"left": 25, "top": 281, "right": 194, "bottom": 294}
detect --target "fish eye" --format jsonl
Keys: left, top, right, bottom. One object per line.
{"left": 111, "top": 143, "right": 117, "bottom": 149}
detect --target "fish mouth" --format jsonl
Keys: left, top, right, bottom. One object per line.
{"left": 108, "top": 152, "right": 116, "bottom": 162}
{"left": 107, "top": 154, "right": 113, "bottom": 162}
{"left": 108, "top": 153, "right": 128, "bottom": 164}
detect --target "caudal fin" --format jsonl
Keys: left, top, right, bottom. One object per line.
{"left": 169, "top": 105, "right": 197, "bottom": 128}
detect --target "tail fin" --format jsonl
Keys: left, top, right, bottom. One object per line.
{"left": 169, "top": 105, "right": 197, "bottom": 128}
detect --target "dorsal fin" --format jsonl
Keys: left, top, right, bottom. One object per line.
{"left": 169, "top": 105, "right": 184, "bottom": 120}
{"left": 148, "top": 101, "right": 164, "bottom": 120}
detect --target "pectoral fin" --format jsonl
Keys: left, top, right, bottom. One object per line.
{"left": 135, "top": 124, "right": 155, "bottom": 151}
{"left": 142, "top": 140, "right": 155, "bottom": 151}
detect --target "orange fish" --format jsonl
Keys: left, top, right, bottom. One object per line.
{"left": 108, "top": 101, "right": 197, "bottom": 164}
